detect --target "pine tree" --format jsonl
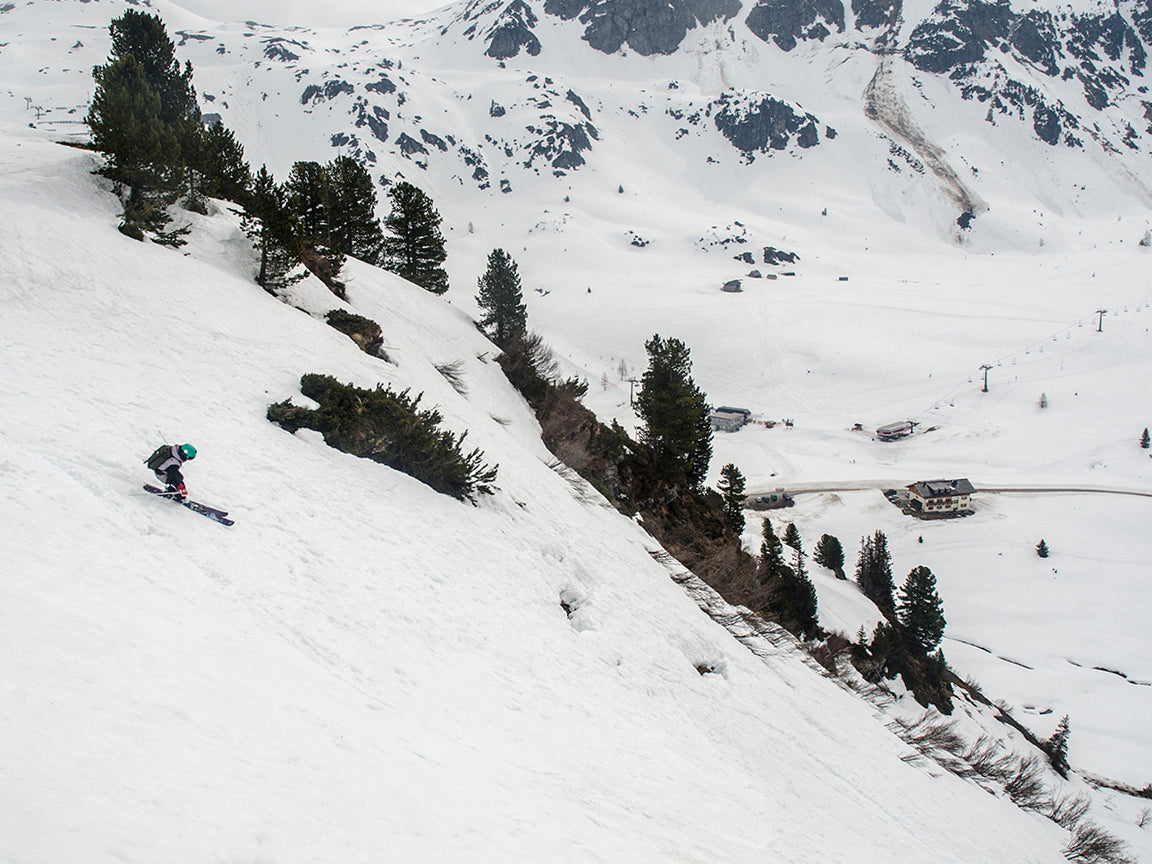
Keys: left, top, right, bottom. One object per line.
{"left": 241, "top": 166, "right": 301, "bottom": 292}
{"left": 286, "top": 160, "right": 345, "bottom": 292}
{"left": 783, "top": 522, "right": 802, "bottom": 551}
{"left": 198, "top": 120, "right": 251, "bottom": 204}
{"left": 476, "top": 248, "right": 528, "bottom": 349}
{"left": 784, "top": 545, "right": 819, "bottom": 639}
{"left": 716, "top": 463, "right": 746, "bottom": 535}
{"left": 87, "top": 10, "right": 203, "bottom": 241}
{"left": 856, "top": 530, "right": 895, "bottom": 612}
{"left": 1036, "top": 539, "right": 1050, "bottom": 558}
{"left": 1142, "top": 427, "right": 1150, "bottom": 449}
{"left": 635, "top": 334, "right": 712, "bottom": 490}
{"left": 813, "top": 533, "right": 845, "bottom": 576}
{"left": 896, "top": 565, "right": 946, "bottom": 656}
{"left": 324, "top": 155, "right": 384, "bottom": 263}
{"left": 381, "top": 181, "right": 449, "bottom": 294}
{"left": 758, "top": 518, "right": 787, "bottom": 585}
{"left": 1043, "top": 715, "right": 1071, "bottom": 778}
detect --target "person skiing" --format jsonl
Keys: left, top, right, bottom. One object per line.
{"left": 145, "top": 443, "right": 196, "bottom": 501}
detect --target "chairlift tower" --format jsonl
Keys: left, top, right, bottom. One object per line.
{"left": 979, "top": 364, "right": 992, "bottom": 392}
{"left": 1096, "top": 309, "right": 1107, "bottom": 332}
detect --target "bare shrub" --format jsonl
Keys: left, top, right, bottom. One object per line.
{"left": 1004, "top": 756, "right": 1049, "bottom": 810}
{"left": 435, "top": 360, "right": 468, "bottom": 395}
{"left": 1137, "top": 807, "right": 1149, "bottom": 829}
{"left": 1048, "top": 793, "right": 1091, "bottom": 829}
{"left": 1063, "top": 821, "right": 1135, "bottom": 863}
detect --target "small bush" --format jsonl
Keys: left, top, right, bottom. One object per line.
{"left": 267, "top": 373, "right": 497, "bottom": 502}
{"left": 1063, "top": 821, "right": 1135, "bottom": 863}
{"left": 435, "top": 360, "right": 468, "bottom": 395}
{"left": 1004, "top": 756, "right": 1048, "bottom": 809}
{"left": 325, "top": 309, "right": 385, "bottom": 357}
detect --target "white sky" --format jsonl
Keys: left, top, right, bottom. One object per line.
{"left": 169, "top": 0, "right": 450, "bottom": 27}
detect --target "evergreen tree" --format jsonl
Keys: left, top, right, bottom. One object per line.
{"left": 1043, "top": 715, "right": 1071, "bottom": 778}
{"left": 106, "top": 9, "right": 198, "bottom": 131}
{"left": 241, "top": 166, "right": 301, "bottom": 292}
{"left": 87, "top": 10, "right": 201, "bottom": 240}
{"left": 286, "top": 160, "right": 345, "bottom": 291}
{"left": 758, "top": 517, "right": 787, "bottom": 585}
{"left": 814, "top": 533, "right": 845, "bottom": 576}
{"left": 896, "top": 565, "right": 946, "bottom": 656}
{"left": 635, "top": 334, "right": 712, "bottom": 490}
{"left": 286, "top": 161, "right": 329, "bottom": 241}
{"left": 856, "top": 530, "right": 895, "bottom": 612}
{"left": 716, "top": 463, "right": 746, "bottom": 535}
{"left": 198, "top": 120, "right": 251, "bottom": 204}
{"left": 782, "top": 545, "right": 819, "bottom": 638}
{"left": 1142, "top": 427, "right": 1150, "bottom": 449}
{"left": 1036, "top": 539, "right": 1050, "bottom": 558}
{"left": 476, "top": 248, "right": 528, "bottom": 349}
{"left": 783, "top": 522, "right": 802, "bottom": 551}
{"left": 381, "top": 181, "right": 449, "bottom": 294}
{"left": 324, "top": 155, "right": 384, "bottom": 263}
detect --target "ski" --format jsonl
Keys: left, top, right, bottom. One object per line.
{"left": 143, "top": 484, "right": 234, "bottom": 526}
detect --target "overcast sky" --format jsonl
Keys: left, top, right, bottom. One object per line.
{"left": 169, "top": 0, "right": 451, "bottom": 28}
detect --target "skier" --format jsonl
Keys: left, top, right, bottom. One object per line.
{"left": 145, "top": 443, "right": 196, "bottom": 501}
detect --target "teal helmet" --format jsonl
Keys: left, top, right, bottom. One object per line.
{"left": 179, "top": 443, "right": 197, "bottom": 460}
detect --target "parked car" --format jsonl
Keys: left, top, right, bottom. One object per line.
{"left": 748, "top": 492, "right": 795, "bottom": 510}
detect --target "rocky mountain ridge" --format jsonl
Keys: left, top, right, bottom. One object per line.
{"left": 5, "top": 0, "right": 1152, "bottom": 253}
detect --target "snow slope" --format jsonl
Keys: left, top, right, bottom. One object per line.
{"left": 0, "top": 125, "right": 1099, "bottom": 864}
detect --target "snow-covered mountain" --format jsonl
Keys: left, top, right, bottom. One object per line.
{"left": 2, "top": 0, "right": 1152, "bottom": 860}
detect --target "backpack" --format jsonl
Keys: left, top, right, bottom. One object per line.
{"left": 145, "top": 445, "right": 171, "bottom": 472}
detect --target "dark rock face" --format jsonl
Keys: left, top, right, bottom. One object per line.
{"left": 365, "top": 76, "right": 397, "bottom": 95}
{"left": 301, "top": 80, "right": 355, "bottom": 106}
{"left": 905, "top": 0, "right": 1014, "bottom": 73}
{"left": 543, "top": 0, "right": 741, "bottom": 55}
{"left": 1010, "top": 10, "right": 1061, "bottom": 75}
{"left": 397, "top": 132, "right": 428, "bottom": 157}
{"left": 490, "top": 100, "right": 507, "bottom": 117}
{"left": 566, "top": 89, "right": 591, "bottom": 120}
{"left": 852, "top": 0, "right": 899, "bottom": 32}
{"left": 763, "top": 246, "right": 799, "bottom": 265}
{"left": 713, "top": 93, "right": 823, "bottom": 156}
{"left": 525, "top": 120, "right": 598, "bottom": 170}
{"left": 485, "top": 0, "right": 542, "bottom": 59}
{"left": 745, "top": 0, "right": 845, "bottom": 51}
{"left": 421, "top": 129, "right": 449, "bottom": 151}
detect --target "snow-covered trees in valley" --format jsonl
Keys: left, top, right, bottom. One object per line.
{"left": 814, "top": 533, "right": 845, "bottom": 577}
{"left": 856, "top": 530, "right": 895, "bottom": 612}
{"left": 1142, "top": 427, "right": 1150, "bottom": 449}
{"left": 716, "top": 463, "right": 746, "bottom": 535}
{"left": 896, "top": 565, "right": 946, "bottom": 656}
{"left": 783, "top": 521, "right": 801, "bottom": 550}
{"left": 476, "top": 248, "right": 528, "bottom": 350}
{"left": 635, "top": 334, "right": 712, "bottom": 491}
{"left": 381, "top": 181, "right": 449, "bottom": 294}
{"left": 1036, "top": 539, "right": 1050, "bottom": 558}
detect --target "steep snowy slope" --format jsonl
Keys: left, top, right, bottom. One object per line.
{"left": 0, "top": 126, "right": 1085, "bottom": 864}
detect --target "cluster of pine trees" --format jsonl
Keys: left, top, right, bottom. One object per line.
{"left": 86, "top": 10, "right": 450, "bottom": 298}
{"left": 851, "top": 530, "right": 951, "bottom": 709}
{"left": 86, "top": 9, "right": 249, "bottom": 242}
